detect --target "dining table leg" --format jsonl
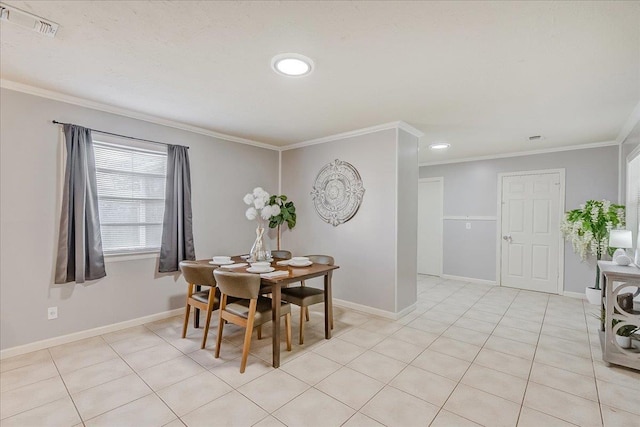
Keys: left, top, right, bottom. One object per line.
{"left": 271, "top": 284, "right": 281, "bottom": 368}
{"left": 324, "top": 271, "right": 333, "bottom": 339}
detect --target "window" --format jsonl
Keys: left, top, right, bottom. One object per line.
{"left": 627, "top": 148, "right": 640, "bottom": 256}
{"left": 93, "top": 137, "right": 167, "bottom": 255}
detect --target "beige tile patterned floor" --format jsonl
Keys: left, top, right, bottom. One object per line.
{"left": 1, "top": 276, "right": 639, "bottom": 426}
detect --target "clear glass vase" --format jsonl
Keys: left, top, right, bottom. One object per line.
{"left": 250, "top": 221, "right": 271, "bottom": 261}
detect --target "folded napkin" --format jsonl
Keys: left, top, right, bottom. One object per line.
{"left": 260, "top": 270, "right": 289, "bottom": 278}
{"left": 276, "top": 260, "right": 290, "bottom": 266}
{"left": 220, "top": 263, "right": 248, "bottom": 269}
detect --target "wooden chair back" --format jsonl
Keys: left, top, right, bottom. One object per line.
{"left": 271, "top": 250, "right": 292, "bottom": 259}
{"left": 213, "top": 270, "right": 261, "bottom": 300}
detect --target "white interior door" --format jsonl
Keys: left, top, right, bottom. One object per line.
{"left": 418, "top": 178, "right": 443, "bottom": 275}
{"left": 500, "top": 172, "right": 562, "bottom": 293}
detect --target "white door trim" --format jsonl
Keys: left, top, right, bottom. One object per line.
{"left": 418, "top": 177, "right": 444, "bottom": 276}
{"left": 496, "top": 168, "right": 566, "bottom": 294}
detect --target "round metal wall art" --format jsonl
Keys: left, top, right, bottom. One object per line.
{"left": 310, "top": 159, "right": 365, "bottom": 226}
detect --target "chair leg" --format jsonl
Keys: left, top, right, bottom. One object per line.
{"left": 299, "top": 305, "right": 305, "bottom": 345}
{"left": 285, "top": 313, "right": 292, "bottom": 351}
{"left": 215, "top": 295, "right": 227, "bottom": 359}
{"left": 202, "top": 309, "right": 213, "bottom": 349}
{"left": 201, "top": 288, "right": 216, "bottom": 349}
{"left": 257, "top": 325, "right": 262, "bottom": 340}
{"left": 182, "top": 284, "right": 194, "bottom": 338}
{"left": 240, "top": 300, "right": 257, "bottom": 374}
{"left": 182, "top": 305, "right": 190, "bottom": 339}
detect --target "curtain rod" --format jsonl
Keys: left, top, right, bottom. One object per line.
{"left": 51, "top": 121, "right": 189, "bottom": 149}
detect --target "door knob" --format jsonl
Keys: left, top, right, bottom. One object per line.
{"left": 502, "top": 235, "right": 512, "bottom": 243}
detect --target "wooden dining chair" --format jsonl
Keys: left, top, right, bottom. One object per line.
{"left": 270, "top": 250, "right": 292, "bottom": 260}
{"left": 280, "top": 255, "right": 334, "bottom": 344}
{"left": 179, "top": 261, "right": 221, "bottom": 349}
{"left": 213, "top": 270, "right": 292, "bottom": 373}
{"left": 257, "top": 250, "right": 291, "bottom": 323}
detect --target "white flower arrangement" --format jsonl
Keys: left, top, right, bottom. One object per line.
{"left": 243, "top": 187, "right": 281, "bottom": 222}
{"left": 560, "top": 200, "right": 625, "bottom": 261}
{"left": 560, "top": 199, "right": 625, "bottom": 290}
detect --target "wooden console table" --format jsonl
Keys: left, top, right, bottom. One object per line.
{"left": 597, "top": 261, "right": 640, "bottom": 370}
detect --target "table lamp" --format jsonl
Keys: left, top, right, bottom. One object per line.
{"left": 609, "top": 229, "right": 633, "bottom": 266}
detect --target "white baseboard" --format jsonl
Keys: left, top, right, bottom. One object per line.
{"left": 563, "top": 291, "right": 586, "bottom": 300}
{"left": 0, "top": 308, "right": 183, "bottom": 360}
{"left": 441, "top": 274, "right": 497, "bottom": 286}
{"left": 333, "top": 298, "right": 416, "bottom": 321}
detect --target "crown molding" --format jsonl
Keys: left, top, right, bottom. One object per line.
{"left": 396, "top": 121, "right": 424, "bottom": 138}
{"left": 419, "top": 140, "right": 619, "bottom": 167}
{"left": 617, "top": 99, "right": 640, "bottom": 144}
{"left": 281, "top": 121, "right": 424, "bottom": 151}
{"left": 0, "top": 79, "right": 280, "bottom": 151}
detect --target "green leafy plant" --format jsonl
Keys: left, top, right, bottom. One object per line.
{"left": 613, "top": 319, "right": 639, "bottom": 337}
{"left": 267, "top": 195, "right": 296, "bottom": 230}
{"left": 267, "top": 195, "right": 296, "bottom": 250}
{"left": 560, "top": 200, "right": 625, "bottom": 289}
{"left": 594, "top": 309, "right": 638, "bottom": 337}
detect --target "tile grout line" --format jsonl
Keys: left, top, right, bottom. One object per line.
{"left": 129, "top": 321, "right": 269, "bottom": 425}
{"left": 47, "top": 347, "right": 86, "bottom": 427}
{"left": 583, "top": 299, "right": 606, "bottom": 427}
{"left": 425, "top": 282, "right": 498, "bottom": 425}
{"left": 428, "top": 286, "right": 524, "bottom": 426}
{"left": 517, "top": 295, "right": 601, "bottom": 426}
{"left": 513, "top": 290, "right": 549, "bottom": 426}
{"left": 3, "top": 280, "right": 635, "bottom": 426}
{"left": 79, "top": 324, "right": 188, "bottom": 425}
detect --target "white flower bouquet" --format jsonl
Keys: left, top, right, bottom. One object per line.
{"left": 243, "top": 187, "right": 281, "bottom": 261}
{"left": 560, "top": 199, "right": 625, "bottom": 290}
{"left": 243, "top": 187, "right": 281, "bottom": 222}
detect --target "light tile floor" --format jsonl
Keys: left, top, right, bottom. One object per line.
{"left": 1, "top": 276, "right": 639, "bottom": 427}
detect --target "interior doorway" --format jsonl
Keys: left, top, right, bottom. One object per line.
{"left": 498, "top": 170, "right": 565, "bottom": 294}
{"left": 418, "top": 177, "right": 443, "bottom": 276}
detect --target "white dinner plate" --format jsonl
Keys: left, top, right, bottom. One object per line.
{"left": 289, "top": 261, "right": 313, "bottom": 267}
{"left": 209, "top": 260, "right": 234, "bottom": 265}
{"left": 246, "top": 266, "right": 275, "bottom": 273}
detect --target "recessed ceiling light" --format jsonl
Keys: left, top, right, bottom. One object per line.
{"left": 429, "top": 142, "right": 451, "bottom": 150}
{"left": 271, "top": 53, "right": 314, "bottom": 77}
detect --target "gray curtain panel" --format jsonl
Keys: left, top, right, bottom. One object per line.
{"left": 159, "top": 145, "right": 195, "bottom": 272}
{"left": 55, "top": 124, "right": 106, "bottom": 284}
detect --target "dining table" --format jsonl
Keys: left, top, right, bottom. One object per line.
{"left": 197, "top": 255, "right": 339, "bottom": 368}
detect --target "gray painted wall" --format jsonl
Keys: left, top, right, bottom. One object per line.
{"left": 0, "top": 89, "right": 278, "bottom": 350}
{"left": 396, "top": 129, "right": 418, "bottom": 311}
{"left": 281, "top": 129, "right": 400, "bottom": 313}
{"left": 420, "top": 146, "right": 619, "bottom": 293}
{"left": 443, "top": 220, "right": 497, "bottom": 281}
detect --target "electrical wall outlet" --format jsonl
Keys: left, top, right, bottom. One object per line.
{"left": 466, "top": 222, "right": 471, "bottom": 230}
{"left": 47, "top": 306, "right": 58, "bottom": 320}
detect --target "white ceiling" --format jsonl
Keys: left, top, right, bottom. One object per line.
{"left": 1, "top": 1, "right": 639, "bottom": 162}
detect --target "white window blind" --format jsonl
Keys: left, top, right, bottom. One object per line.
{"left": 93, "top": 139, "right": 167, "bottom": 255}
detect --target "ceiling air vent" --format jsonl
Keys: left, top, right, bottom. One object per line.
{"left": 0, "top": 3, "right": 59, "bottom": 37}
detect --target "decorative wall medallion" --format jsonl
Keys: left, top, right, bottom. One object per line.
{"left": 311, "top": 159, "right": 365, "bottom": 226}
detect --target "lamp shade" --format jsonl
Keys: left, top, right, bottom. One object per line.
{"left": 609, "top": 229, "right": 633, "bottom": 249}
